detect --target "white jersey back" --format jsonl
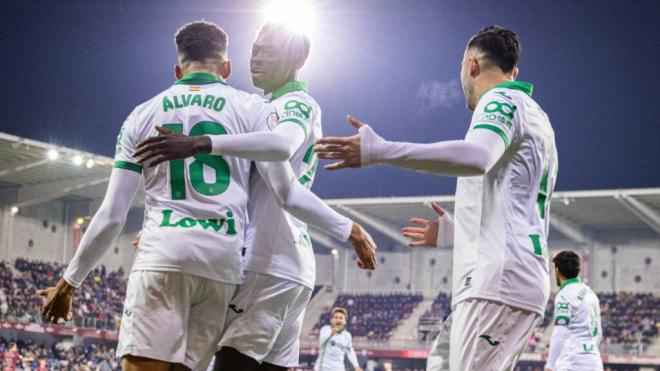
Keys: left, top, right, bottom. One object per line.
{"left": 114, "top": 72, "right": 264, "bottom": 284}
{"left": 452, "top": 81, "right": 558, "bottom": 315}
{"left": 554, "top": 278, "right": 603, "bottom": 370}
{"left": 243, "top": 81, "right": 321, "bottom": 289}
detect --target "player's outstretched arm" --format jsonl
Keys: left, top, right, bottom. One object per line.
{"left": 402, "top": 202, "right": 453, "bottom": 248}
{"left": 134, "top": 123, "right": 305, "bottom": 167}
{"left": 255, "top": 160, "right": 377, "bottom": 270}
{"left": 38, "top": 168, "right": 140, "bottom": 323}
{"left": 314, "top": 115, "right": 505, "bottom": 176}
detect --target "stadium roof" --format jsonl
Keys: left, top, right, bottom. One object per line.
{"left": 2, "top": 132, "right": 659, "bottom": 251}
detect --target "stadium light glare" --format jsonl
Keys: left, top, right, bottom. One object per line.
{"left": 331, "top": 248, "right": 338, "bottom": 256}
{"left": 72, "top": 155, "right": 83, "bottom": 166}
{"left": 10, "top": 205, "right": 19, "bottom": 215}
{"left": 76, "top": 217, "right": 85, "bottom": 225}
{"left": 261, "top": 0, "right": 316, "bottom": 35}
{"left": 47, "top": 149, "right": 59, "bottom": 160}
{"left": 86, "top": 159, "right": 95, "bottom": 168}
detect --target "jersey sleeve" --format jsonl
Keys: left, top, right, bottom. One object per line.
{"left": 113, "top": 110, "right": 143, "bottom": 174}
{"left": 553, "top": 293, "right": 572, "bottom": 326}
{"left": 469, "top": 90, "right": 520, "bottom": 149}
{"left": 273, "top": 95, "right": 314, "bottom": 139}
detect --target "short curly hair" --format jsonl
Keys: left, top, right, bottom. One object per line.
{"left": 174, "top": 20, "right": 228, "bottom": 63}
{"left": 553, "top": 250, "right": 581, "bottom": 279}
{"left": 468, "top": 25, "right": 520, "bottom": 73}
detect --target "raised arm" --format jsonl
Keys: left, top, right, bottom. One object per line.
{"left": 255, "top": 160, "right": 377, "bottom": 270}
{"left": 315, "top": 116, "right": 505, "bottom": 176}
{"left": 39, "top": 168, "right": 140, "bottom": 322}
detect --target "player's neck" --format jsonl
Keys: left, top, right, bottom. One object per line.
{"left": 474, "top": 72, "right": 515, "bottom": 99}
{"left": 265, "top": 70, "right": 299, "bottom": 95}
{"left": 180, "top": 62, "right": 223, "bottom": 80}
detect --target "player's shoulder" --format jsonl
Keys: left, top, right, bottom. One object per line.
{"left": 275, "top": 90, "right": 320, "bottom": 113}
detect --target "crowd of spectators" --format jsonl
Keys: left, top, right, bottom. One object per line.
{"left": 0, "top": 338, "right": 119, "bottom": 370}
{"left": 417, "top": 293, "right": 451, "bottom": 327}
{"left": 0, "top": 258, "right": 126, "bottom": 330}
{"left": 315, "top": 293, "right": 424, "bottom": 340}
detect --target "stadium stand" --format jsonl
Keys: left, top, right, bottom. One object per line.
{"left": 0, "top": 338, "right": 119, "bottom": 370}
{"left": 314, "top": 293, "right": 424, "bottom": 340}
{"left": 0, "top": 259, "right": 127, "bottom": 330}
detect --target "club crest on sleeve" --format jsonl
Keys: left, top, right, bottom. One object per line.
{"left": 266, "top": 112, "right": 279, "bottom": 130}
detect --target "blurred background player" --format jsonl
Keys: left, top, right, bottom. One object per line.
{"left": 315, "top": 25, "right": 558, "bottom": 371}
{"left": 37, "top": 19, "right": 374, "bottom": 371}
{"left": 134, "top": 21, "right": 377, "bottom": 371}
{"left": 315, "top": 308, "right": 362, "bottom": 371}
{"left": 545, "top": 251, "right": 603, "bottom": 371}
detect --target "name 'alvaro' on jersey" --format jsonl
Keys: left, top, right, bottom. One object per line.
{"left": 114, "top": 72, "right": 265, "bottom": 285}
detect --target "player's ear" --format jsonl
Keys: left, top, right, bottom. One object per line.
{"left": 512, "top": 66, "right": 519, "bottom": 80}
{"left": 470, "top": 57, "right": 480, "bottom": 78}
{"left": 221, "top": 59, "right": 232, "bottom": 80}
{"left": 174, "top": 65, "right": 184, "bottom": 80}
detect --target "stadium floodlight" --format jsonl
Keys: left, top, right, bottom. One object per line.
{"left": 10, "top": 205, "right": 19, "bottom": 215}
{"left": 47, "top": 149, "right": 59, "bottom": 160}
{"left": 261, "top": 0, "right": 316, "bottom": 35}
{"left": 72, "top": 155, "right": 84, "bottom": 166}
{"left": 76, "top": 217, "right": 85, "bottom": 225}
{"left": 331, "top": 248, "right": 338, "bottom": 256}
{"left": 86, "top": 159, "right": 95, "bottom": 168}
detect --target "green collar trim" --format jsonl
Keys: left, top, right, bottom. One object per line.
{"left": 174, "top": 72, "right": 226, "bottom": 85}
{"left": 480, "top": 81, "right": 533, "bottom": 99}
{"left": 560, "top": 277, "right": 581, "bottom": 291}
{"left": 270, "top": 81, "right": 308, "bottom": 102}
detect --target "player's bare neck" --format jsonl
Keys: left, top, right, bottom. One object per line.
{"left": 474, "top": 71, "right": 515, "bottom": 99}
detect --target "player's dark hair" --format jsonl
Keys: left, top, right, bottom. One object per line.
{"left": 553, "top": 251, "right": 581, "bottom": 279}
{"left": 175, "top": 21, "right": 228, "bottom": 63}
{"left": 331, "top": 307, "right": 348, "bottom": 318}
{"left": 467, "top": 25, "right": 520, "bottom": 73}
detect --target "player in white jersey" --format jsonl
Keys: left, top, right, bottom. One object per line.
{"left": 38, "top": 21, "right": 375, "bottom": 371}
{"left": 545, "top": 251, "right": 603, "bottom": 371}
{"left": 315, "top": 308, "right": 361, "bottom": 371}
{"left": 315, "top": 25, "right": 558, "bottom": 371}
{"left": 132, "top": 22, "right": 378, "bottom": 371}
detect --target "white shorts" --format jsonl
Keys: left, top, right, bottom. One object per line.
{"left": 446, "top": 299, "right": 540, "bottom": 371}
{"left": 219, "top": 271, "right": 312, "bottom": 367}
{"left": 116, "top": 271, "right": 237, "bottom": 369}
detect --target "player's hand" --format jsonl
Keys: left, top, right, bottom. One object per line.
{"left": 314, "top": 115, "right": 364, "bottom": 170}
{"left": 132, "top": 230, "right": 141, "bottom": 250}
{"left": 332, "top": 326, "right": 340, "bottom": 336}
{"left": 355, "top": 368, "right": 363, "bottom": 371}
{"left": 38, "top": 278, "right": 75, "bottom": 324}
{"left": 348, "top": 222, "right": 377, "bottom": 270}
{"left": 133, "top": 126, "right": 211, "bottom": 167}
{"left": 402, "top": 202, "right": 445, "bottom": 248}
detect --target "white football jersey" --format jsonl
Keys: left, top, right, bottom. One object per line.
{"left": 114, "top": 72, "right": 265, "bottom": 284}
{"left": 314, "top": 325, "right": 359, "bottom": 371}
{"left": 553, "top": 278, "right": 603, "bottom": 370}
{"left": 243, "top": 81, "right": 322, "bottom": 289}
{"left": 452, "top": 81, "right": 558, "bottom": 315}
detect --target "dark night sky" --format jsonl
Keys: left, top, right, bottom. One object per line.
{"left": 1, "top": 0, "right": 659, "bottom": 199}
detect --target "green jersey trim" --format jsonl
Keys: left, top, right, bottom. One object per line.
{"left": 480, "top": 81, "right": 533, "bottom": 99}
{"left": 555, "top": 315, "right": 571, "bottom": 325}
{"left": 270, "top": 81, "right": 308, "bottom": 102}
{"left": 114, "top": 161, "right": 142, "bottom": 174}
{"left": 473, "top": 123, "right": 510, "bottom": 148}
{"left": 560, "top": 277, "right": 582, "bottom": 291}
{"left": 278, "top": 118, "right": 308, "bottom": 137}
{"left": 174, "top": 72, "right": 227, "bottom": 85}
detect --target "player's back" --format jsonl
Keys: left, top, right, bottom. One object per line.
{"left": 453, "top": 81, "right": 558, "bottom": 315}
{"left": 115, "top": 72, "right": 264, "bottom": 284}
{"left": 243, "top": 83, "right": 321, "bottom": 289}
{"left": 555, "top": 279, "right": 603, "bottom": 370}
